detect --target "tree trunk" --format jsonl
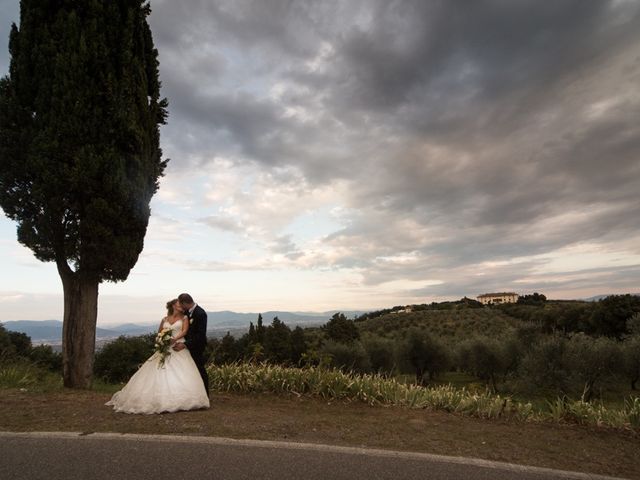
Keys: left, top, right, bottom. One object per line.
{"left": 59, "top": 266, "right": 99, "bottom": 389}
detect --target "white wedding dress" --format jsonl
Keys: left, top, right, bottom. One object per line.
{"left": 105, "top": 318, "right": 210, "bottom": 414}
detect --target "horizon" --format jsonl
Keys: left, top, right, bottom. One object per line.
{"left": 1, "top": 1, "right": 639, "bottom": 325}
{"left": 2, "top": 293, "right": 635, "bottom": 328}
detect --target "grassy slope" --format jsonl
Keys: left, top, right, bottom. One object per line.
{"left": 357, "top": 307, "right": 519, "bottom": 343}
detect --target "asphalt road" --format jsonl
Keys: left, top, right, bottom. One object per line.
{"left": 0, "top": 432, "right": 627, "bottom": 480}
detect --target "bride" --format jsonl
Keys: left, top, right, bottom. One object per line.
{"left": 105, "top": 299, "right": 210, "bottom": 414}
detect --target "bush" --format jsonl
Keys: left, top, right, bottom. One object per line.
{"left": 0, "top": 324, "right": 23, "bottom": 358}
{"left": 94, "top": 334, "right": 155, "bottom": 383}
{"left": 320, "top": 340, "right": 370, "bottom": 373}
{"left": 518, "top": 335, "right": 568, "bottom": 395}
{"left": 621, "top": 336, "right": 640, "bottom": 390}
{"left": 210, "top": 332, "right": 243, "bottom": 365}
{"left": 457, "top": 337, "right": 511, "bottom": 393}
{"left": 323, "top": 313, "right": 360, "bottom": 344}
{"left": 565, "top": 333, "right": 623, "bottom": 401}
{"left": 28, "top": 344, "right": 62, "bottom": 372}
{"left": 396, "top": 329, "right": 449, "bottom": 384}
{"left": 587, "top": 295, "right": 640, "bottom": 338}
{"left": 362, "top": 335, "right": 397, "bottom": 375}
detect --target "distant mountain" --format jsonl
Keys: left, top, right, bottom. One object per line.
{"left": 582, "top": 293, "right": 640, "bottom": 302}
{"left": 1, "top": 309, "right": 368, "bottom": 343}
{"left": 2, "top": 320, "right": 122, "bottom": 343}
{"left": 207, "top": 310, "right": 365, "bottom": 328}
{"left": 109, "top": 323, "right": 157, "bottom": 336}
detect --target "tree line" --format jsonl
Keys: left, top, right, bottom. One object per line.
{"left": 200, "top": 308, "right": 640, "bottom": 401}
{"left": 3, "top": 294, "right": 639, "bottom": 404}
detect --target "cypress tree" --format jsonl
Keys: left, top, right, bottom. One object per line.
{"left": 0, "top": 1, "right": 168, "bottom": 388}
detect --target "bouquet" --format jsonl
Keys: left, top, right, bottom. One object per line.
{"left": 154, "top": 327, "right": 173, "bottom": 368}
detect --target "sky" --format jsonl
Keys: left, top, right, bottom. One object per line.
{"left": 1, "top": 0, "right": 639, "bottom": 326}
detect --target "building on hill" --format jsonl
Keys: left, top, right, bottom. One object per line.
{"left": 476, "top": 292, "right": 519, "bottom": 305}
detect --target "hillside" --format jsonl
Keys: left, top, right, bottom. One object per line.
{"left": 357, "top": 308, "right": 520, "bottom": 342}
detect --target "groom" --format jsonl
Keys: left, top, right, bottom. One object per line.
{"left": 175, "top": 293, "right": 209, "bottom": 394}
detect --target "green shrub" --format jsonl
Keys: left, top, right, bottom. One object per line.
{"left": 94, "top": 334, "right": 154, "bottom": 383}
{"left": 0, "top": 360, "right": 62, "bottom": 390}
{"left": 320, "top": 340, "right": 370, "bottom": 373}
{"left": 362, "top": 335, "right": 397, "bottom": 375}
{"left": 396, "top": 329, "right": 450, "bottom": 384}
{"left": 518, "top": 335, "right": 568, "bottom": 395}
{"left": 28, "top": 344, "right": 62, "bottom": 372}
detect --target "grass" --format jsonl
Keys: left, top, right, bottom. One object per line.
{"left": 207, "top": 362, "right": 640, "bottom": 429}
{"left": 0, "top": 361, "right": 62, "bottom": 392}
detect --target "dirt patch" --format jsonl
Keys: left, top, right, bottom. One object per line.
{"left": 1, "top": 388, "right": 639, "bottom": 478}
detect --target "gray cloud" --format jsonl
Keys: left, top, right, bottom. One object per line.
{"left": 199, "top": 215, "right": 245, "bottom": 234}
{"left": 2, "top": 0, "right": 638, "bottom": 299}
{"left": 0, "top": 0, "right": 18, "bottom": 74}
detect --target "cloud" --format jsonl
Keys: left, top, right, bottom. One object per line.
{"left": 150, "top": 0, "right": 639, "bottom": 297}
{"left": 2, "top": 0, "right": 638, "bottom": 305}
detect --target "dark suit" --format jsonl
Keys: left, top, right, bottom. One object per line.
{"left": 185, "top": 304, "right": 209, "bottom": 393}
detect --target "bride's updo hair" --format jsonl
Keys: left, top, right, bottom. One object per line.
{"left": 166, "top": 298, "right": 179, "bottom": 315}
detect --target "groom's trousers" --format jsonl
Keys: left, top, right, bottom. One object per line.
{"left": 190, "top": 348, "right": 209, "bottom": 394}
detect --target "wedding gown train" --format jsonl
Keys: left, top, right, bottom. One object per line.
{"left": 105, "top": 318, "right": 210, "bottom": 414}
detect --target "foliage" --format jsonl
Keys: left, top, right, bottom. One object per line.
{"left": 457, "top": 337, "right": 513, "bottom": 393}
{"left": 322, "top": 312, "right": 360, "bottom": 344}
{"left": 206, "top": 362, "right": 640, "bottom": 429}
{"left": 290, "top": 326, "right": 307, "bottom": 365}
{"left": 621, "top": 336, "right": 640, "bottom": 390}
{"left": 361, "top": 335, "right": 397, "bottom": 374}
{"left": 517, "top": 292, "right": 547, "bottom": 305}
{"left": 0, "top": 324, "right": 61, "bottom": 372}
{"left": 0, "top": 2, "right": 168, "bottom": 278}
{"left": 358, "top": 307, "right": 518, "bottom": 343}
{"left": 518, "top": 335, "right": 568, "bottom": 395}
{"left": 7, "top": 331, "right": 31, "bottom": 357}
{"left": 396, "top": 329, "right": 449, "bottom": 384}
{"left": 0, "top": 360, "right": 62, "bottom": 391}
{"left": 210, "top": 332, "right": 243, "bottom": 364}
{"left": 319, "top": 340, "right": 371, "bottom": 373}
{"left": 627, "top": 313, "right": 640, "bottom": 336}
{"left": 0, "top": 326, "right": 62, "bottom": 390}
{"left": 28, "top": 344, "right": 62, "bottom": 372}
{"left": 0, "top": 324, "right": 15, "bottom": 357}
{"left": 93, "top": 334, "right": 155, "bottom": 383}
{"left": 263, "top": 317, "right": 292, "bottom": 363}
{"left": 587, "top": 295, "right": 640, "bottom": 338}
{"left": 565, "top": 334, "right": 623, "bottom": 402}
{"left": 500, "top": 296, "right": 640, "bottom": 338}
